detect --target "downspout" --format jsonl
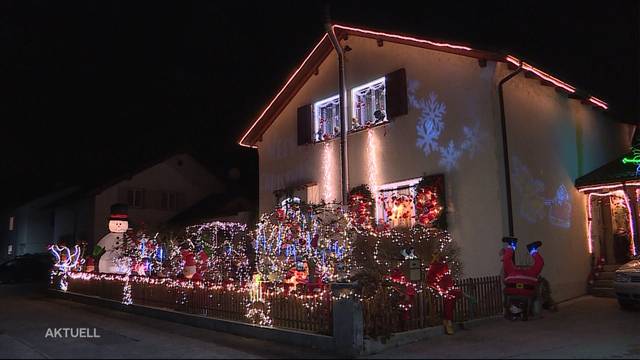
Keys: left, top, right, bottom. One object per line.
{"left": 498, "top": 60, "right": 523, "bottom": 237}
{"left": 325, "top": 23, "right": 350, "bottom": 204}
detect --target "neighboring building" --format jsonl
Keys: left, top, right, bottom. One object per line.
{"left": 0, "top": 186, "right": 79, "bottom": 262}
{"left": 238, "top": 24, "right": 634, "bottom": 301}
{"left": 165, "top": 192, "right": 256, "bottom": 229}
{"left": 1, "top": 152, "right": 224, "bottom": 258}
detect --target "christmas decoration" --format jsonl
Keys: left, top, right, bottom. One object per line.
{"left": 348, "top": 185, "right": 375, "bottom": 231}
{"left": 415, "top": 174, "right": 446, "bottom": 229}
{"left": 95, "top": 204, "right": 130, "bottom": 274}
{"left": 426, "top": 254, "right": 461, "bottom": 334}
{"left": 253, "top": 202, "right": 355, "bottom": 289}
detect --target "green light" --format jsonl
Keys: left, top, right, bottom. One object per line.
{"left": 622, "top": 148, "right": 640, "bottom": 164}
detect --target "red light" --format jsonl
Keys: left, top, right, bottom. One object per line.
{"left": 588, "top": 96, "right": 608, "bottom": 110}
{"left": 238, "top": 34, "right": 330, "bottom": 148}
{"left": 506, "top": 55, "right": 576, "bottom": 93}
{"left": 332, "top": 24, "right": 474, "bottom": 52}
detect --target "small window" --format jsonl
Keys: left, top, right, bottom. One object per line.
{"left": 313, "top": 95, "right": 341, "bottom": 142}
{"left": 8, "top": 216, "right": 14, "bottom": 231}
{"left": 127, "top": 188, "right": 145, "bottom": 208}
{"left": 375, "top": 178, "right": 421, "bottom": 228}
{"left": 351, "top": 77, "right": 387, "bottom": 130}
{"left": 160, "top": 191, "right": 178, "bottom": 211}
{"left": 7, "top": 245, "right": 13, "bottom": 255}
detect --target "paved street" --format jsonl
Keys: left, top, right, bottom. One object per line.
{"left": 0, "top": 283, "right": 333, "bottom": 359}
{"left": 367, "top": 296, "right": 640, "bottom": 359}
{"left": 2, "top": 283, "right": 639, "bottom": 359}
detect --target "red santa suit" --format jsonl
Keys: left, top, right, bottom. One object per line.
{"left": 191, "top": 250, "right": 209, "bottom": 282}
{"left": 426, "top": 260, "right": 461, "bottom": 321}
{"left": 502, "top": 248, "right": 544, "bottom": 297}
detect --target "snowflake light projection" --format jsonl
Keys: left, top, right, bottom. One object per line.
{"left": 413, "top": 91, "right": 446, "bottom": 155}
{"left": 410, "top": 81, "right": 487, "bottom": 171}
{"left": 511, "top": 155, "right": 572, "bottom": 229}
{"left": 438, "top": 140, "right": 462, "bottom": 171}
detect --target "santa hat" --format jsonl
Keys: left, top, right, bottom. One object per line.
{"left": 110, "top": 203, "right": 129, "bottom": 222}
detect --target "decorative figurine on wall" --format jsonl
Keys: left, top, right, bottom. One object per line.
{"left": 94, "top": 204, "right": 130, "bottom": 274}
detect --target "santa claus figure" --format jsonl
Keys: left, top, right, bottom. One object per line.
{"left": 181, "top": 248, "right": 197, "bottom": 279}
{"left": 501, "top": 237, "right": 544, "bottom": 320}
{"left": 426, "top": 253, "right": 461, "bottom": 335}
{"left": 191, "top": 244, "right": 209, "bottom": 281}
{"left": 94, "top": 204, "right": 130, "bottom": 274}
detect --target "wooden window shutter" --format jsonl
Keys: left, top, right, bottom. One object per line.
{"left": 385, "top": 68, "right": 408, "bottom": 119}
{"left": 297, "top": 104, "right": 313, "bottom": 145}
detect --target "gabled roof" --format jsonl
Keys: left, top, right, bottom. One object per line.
{"left": 238, "top": 23, "right": 609, "bottom": 148}
{"left": 574, "top": 152, "right": 639, "bottom": 190}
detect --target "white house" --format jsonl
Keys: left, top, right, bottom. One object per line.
{"left": 238, "top": 24, "right": 634, "bottom": 301}
{"left": 3, "top": 152, "right": 224, "bottom": 258}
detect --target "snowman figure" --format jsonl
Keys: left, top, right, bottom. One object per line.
{"left": 94, "top": 204, "right": 130, "bottom": 274}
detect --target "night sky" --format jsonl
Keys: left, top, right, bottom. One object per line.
{"left": 1, "top": 1, "right": 638, "bottom": 210}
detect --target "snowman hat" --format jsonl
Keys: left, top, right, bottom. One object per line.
{"left": 109, "top": 203, "right": 129, "bottom": 221}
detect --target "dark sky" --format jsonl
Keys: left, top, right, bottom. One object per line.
{"left": 1, "top": 0, "right": 638, "bottom": 209}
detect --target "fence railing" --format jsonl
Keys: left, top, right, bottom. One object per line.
{"left": 58, "top": 273, "right": 501, "bottom": 339}
{"left": 362, "top": 275, "right": 503, "bottom": 337}
{"left": 61, "top": 274, "right": 333, "bottom": 335}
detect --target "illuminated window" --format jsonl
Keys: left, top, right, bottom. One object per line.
{"left": 161, "top": 191, "right": 178, "bottom": 211}
{"left": 127, "top": 188, "right": 145, "bottom": 209}
{"left": 7, "top": 245, "right": 12, "bottom": 255}
{"left": 8, "top": 216, "right": 14, "bottom": 231}
{"left": 351, "top": 77, "right": 387, "bottom": 130}
{"left": 313, "top": 95, "right": 341, "bottom": 142}
{"left": 375, "top": 178, "right": 421, "bottom": 228}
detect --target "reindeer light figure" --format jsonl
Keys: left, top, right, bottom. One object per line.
{"left": 49, "top": 244, "right": 83, "bottom": 291}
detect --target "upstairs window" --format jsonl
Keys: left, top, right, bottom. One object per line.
{"left": 127, "top": 188, "right": 145, "bottom": 209}
{"left": 351, "top": 77, "right": 387, "bottom": 130}
{"left": 160, "top": 191, "right": 178, "bottom": 211}
{"left": 313, "top": 95, "right": 341, "bottom": 142}
{"left": 8, "top": 216, "right": 14, "bottom": 231}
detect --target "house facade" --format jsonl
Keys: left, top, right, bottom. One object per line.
{"left": 239, "top": 24, "right": 633, "bottom": 301}
{"left": 2, "top": 152, "right": 223, "bottom": 259}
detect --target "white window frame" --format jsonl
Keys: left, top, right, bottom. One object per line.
{"left": 313, "top": 94, "right": 341, "bottom": 142}
{"left": 127, "top": 188, "right": 145, "bottom": 209}
{"left": 375, "top": 177, "right": 422, "bottom": 228}
{"left": 161, "top": 191, "right": 178, "bottom": 211}
{"left": 351, "top": 77, "right": 387, "bottom": 130}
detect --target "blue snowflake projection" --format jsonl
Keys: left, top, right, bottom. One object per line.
{"left": 438, "top": 140, "right": 462, "bottom": 171}
{"left": 460, "top": 121, "right": 485, "bottom": 159}
{"left": 511, "top": 156, "right": 572, "bottom": 229}
{"left": 410, "top": 82, "right": 487, "bottom": 172}
{"left": 547, "top": 185, "right": 572, "bottom": 229}
{"left": 413, "top": 91, "right": 446, "bottom": 155}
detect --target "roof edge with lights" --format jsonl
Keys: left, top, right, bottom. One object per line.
{"left": 238, "top": 23, "right": 609, "bottom": 148}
